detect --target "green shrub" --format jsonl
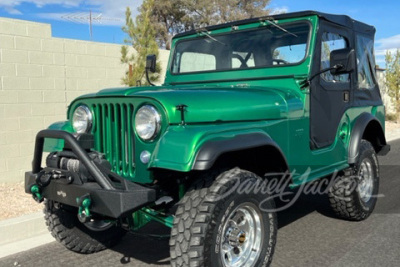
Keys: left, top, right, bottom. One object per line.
{"left": 386, "top": 113, "right": 398, "bottom": 122}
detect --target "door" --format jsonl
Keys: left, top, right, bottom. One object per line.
{"left": 310, "top": 22, "right": 354, "bottom": 149}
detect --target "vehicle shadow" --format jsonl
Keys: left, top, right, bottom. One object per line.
{"left": 276, "top": 187, "right": 338, "bottom": 229}
{"left": 111, "top": 223, "right": 171, "bottom": 265}
{"left": 110, "top": 188, "right": 337, "bottom": 265}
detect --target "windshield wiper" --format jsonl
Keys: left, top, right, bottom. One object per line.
{"left": 263, "top": 20, "right": 298, "bottom": 38}
{"left": 196, "top": 28, "right": 226, "bottom": 46}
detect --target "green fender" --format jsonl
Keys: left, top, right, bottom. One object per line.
{"left": 43, "top": 121, "right": 74, "bottom": 152}
{"left": 148, "top": 124, "right": 289, "bottom": 172}
{"left": 348, "top": 112, "right": 388, "bottom": 164}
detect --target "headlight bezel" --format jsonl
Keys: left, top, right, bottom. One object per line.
{"left": 135, "top": 105, "right": 162, "bottom": 141}
{"left": 72, "top": 105, "right": 93, "bottom": 134}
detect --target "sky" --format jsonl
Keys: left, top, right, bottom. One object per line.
{"left": 0, "top": 0, "right": 399, "bottom": 65}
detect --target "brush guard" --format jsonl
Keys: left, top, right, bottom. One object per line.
{"left": 25, "top": 130, "right": 156, "bottom": 219}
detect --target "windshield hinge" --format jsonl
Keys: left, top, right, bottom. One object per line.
{"left": 294, "top": 75, "right": 310, "bottom": 90}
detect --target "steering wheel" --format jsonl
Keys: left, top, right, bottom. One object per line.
{"left": 232, "top": 54, "right": 248, "bottom": 68}
{"left": 272, "top": 59, "right": 289, "bottom": 65}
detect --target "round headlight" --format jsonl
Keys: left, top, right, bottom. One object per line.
{"left": 135, "top": 105, "right": 161, "bottom": 141}
{"left": 72, "top": 105, "right": 93, "bottom": 133}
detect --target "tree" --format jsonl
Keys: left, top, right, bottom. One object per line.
{"left": 385, "top": 49, "right": 400, "bottom": 122}
{"left": 121, "top": 0, "right": 161, "bottom": 86}
{"left": 151, "top": 1, "right": 187, "bottom": 50}
{"left": 152, "top": 0, "right": 272, "bottom": 50}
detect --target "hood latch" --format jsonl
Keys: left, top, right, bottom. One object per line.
{"left": 176, "top": 104, "right": 188, "bottom": 125}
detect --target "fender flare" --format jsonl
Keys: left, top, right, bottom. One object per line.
{"left": 192, "top": 132, "right": 289, "bottom": 170}
{"left": 348, "top": 112, "right": 387, "bottom": 164}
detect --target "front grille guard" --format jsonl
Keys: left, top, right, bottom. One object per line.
{"left": 33, "top": 130, "right": 116, "bottom": 189}
{"left": 27, "top": 129, "right": 156, "bottom": 220}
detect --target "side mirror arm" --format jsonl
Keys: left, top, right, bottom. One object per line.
{"left": 146, "top": 69, "right": 155, "bottom": 86}
{"left": 300, "top": 65, "right": 343, "bottom": 89}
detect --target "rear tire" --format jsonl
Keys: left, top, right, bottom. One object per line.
{"left": 44, "top": 200, "right": 126, "bottom": 254}
{"left": 169, "top": 168, "right": 277, "bottom": 267}
{"left": 328, "top": 140, "right": 379, "bottom": 221}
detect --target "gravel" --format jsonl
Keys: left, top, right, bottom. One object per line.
{"left": 0, "top": 182, "right": 42, "bottom": 221}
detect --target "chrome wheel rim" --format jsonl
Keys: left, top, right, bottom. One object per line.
{"left": 358, "top": 159, "right": 374, "bottom": 203}
{"left": 220, "top": 202, "right": 263, "bottom": 267}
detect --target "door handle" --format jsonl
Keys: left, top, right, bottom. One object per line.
{"left": 343, "top": 91, "right": 350, "bottom": 102}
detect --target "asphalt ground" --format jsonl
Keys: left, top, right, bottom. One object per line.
{"left": 1, "top": 139, "right": 399, "bottom": 267}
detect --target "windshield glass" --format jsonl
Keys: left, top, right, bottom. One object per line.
{"left": 171, "top": 22, "right": 310, "bottom": 74}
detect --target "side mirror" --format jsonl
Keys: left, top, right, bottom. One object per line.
{"left": 146, "top": 54, "right": 156, "bottom": 73}
{"left": 330, "top": 48, "right": 355, "bottom": 75}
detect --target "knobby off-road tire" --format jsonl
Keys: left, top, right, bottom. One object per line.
{"left": 328, "top": 140, "right": 380, "bottom": 221}
{"left": 44, "top": 200, "right": 126, "bottom": 254}
{"left": 170, "top": 168, "right": 278, "bottom": 267}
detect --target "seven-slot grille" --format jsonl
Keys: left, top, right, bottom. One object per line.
{"left": 92, "top": 103, "right": 135, "bottom": 177}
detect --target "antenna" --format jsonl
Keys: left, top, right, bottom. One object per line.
{"left": 61, "top": 11, "right": 121, "bottom": 39}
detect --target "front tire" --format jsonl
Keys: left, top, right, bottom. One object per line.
{"left": 44, "top": 200, "right": 126, "bottom": 254}
{"left": 328, "top": 140, "right": 380, "bottom": 221}
{"left": 169, "top": 168, "right": 277, "bottom": 267}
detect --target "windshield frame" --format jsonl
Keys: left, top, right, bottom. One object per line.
{"left": 169, "top": 20, "right": 313, "bottom": 76}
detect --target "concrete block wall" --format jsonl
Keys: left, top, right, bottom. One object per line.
{"left": 0, "top": 17, "right": 169, "bottom": 183}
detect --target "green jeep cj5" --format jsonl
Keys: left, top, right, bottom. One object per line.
{"left": 25, "top": 11, "right": 390, "bottom": 267}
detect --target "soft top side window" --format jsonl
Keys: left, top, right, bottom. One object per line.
{"left": 320, "top": 32, "right": 350, "bottom": 83}
{"left": 356, "top": 35, "right": 376, "bottom": 90}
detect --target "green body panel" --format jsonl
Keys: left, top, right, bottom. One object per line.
{"left": 149, "top": 121, "right": 286, "bottom": 171}
{"left": 73, "top": 80, "right": 304, "bottom": 125}
{"left": 122, "top": 87, "right": 289, "bottom": 123}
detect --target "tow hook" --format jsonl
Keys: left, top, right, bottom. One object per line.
{"left": 76, "top": 194, "right": 92, "bottom": 223}
{"left": 30, "top": 184, "right": 43, "bottom": 203}
{"left": 30, "top": 171, "right": 52, "bottom": 203}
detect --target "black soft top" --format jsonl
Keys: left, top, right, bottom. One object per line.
{"left": 174, "top": 10, "right": 375, "bottom": 39}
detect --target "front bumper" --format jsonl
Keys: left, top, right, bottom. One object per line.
{"left": 25, "top": 130, "right": 156, "bottom": 219}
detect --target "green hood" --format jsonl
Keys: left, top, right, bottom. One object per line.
{"left": 79, "top": 85, "right": 302, "bottom": 124}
